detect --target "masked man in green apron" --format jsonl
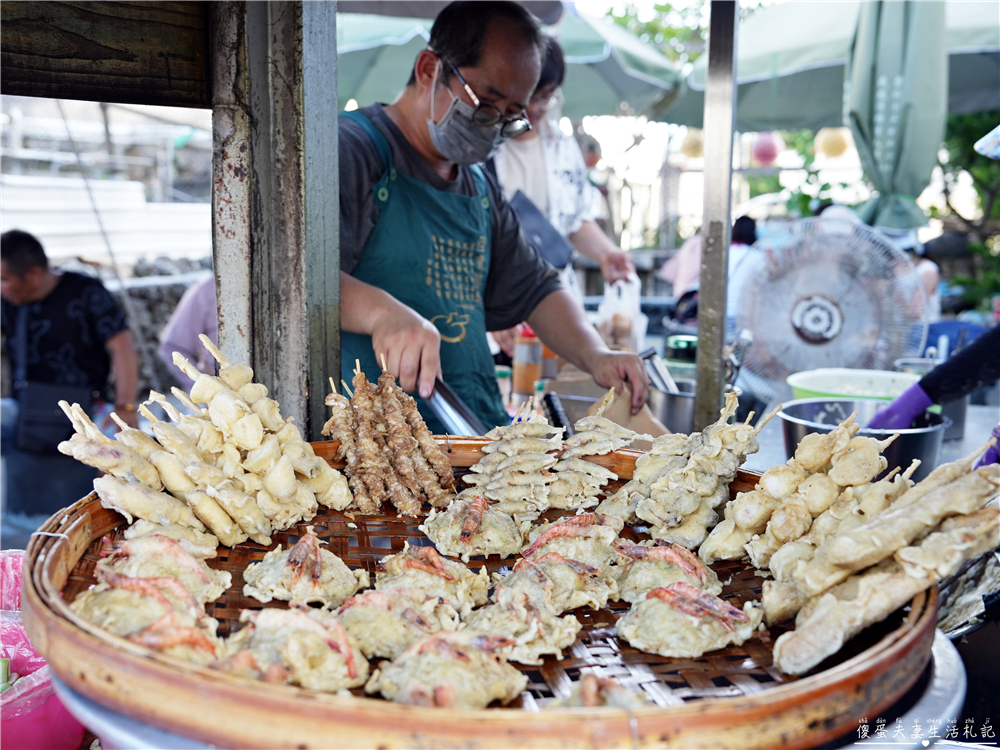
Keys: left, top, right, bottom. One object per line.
{"left": 339, "top": 0, "right": 648, "bottom": 433}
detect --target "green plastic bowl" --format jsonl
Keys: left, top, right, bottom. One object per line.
{"left": 786, "top": 368, "right": 920, "bottom": 402}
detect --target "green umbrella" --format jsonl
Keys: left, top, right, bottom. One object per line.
{"left": 846, "top": 1, "right": 947, "bottom": 230}
{"left": 555, "top": 8, "right": 681, "bottom": 118}
{"left": 335, "top": 10, "right": 680, "bottom": 118}
{"left": 337, "top": 14, "right": 430, "bottom": 107}
{"left": 658, "top": 0, "right": 999, "bottom": 131}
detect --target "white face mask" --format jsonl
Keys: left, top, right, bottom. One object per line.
{"left": 426, "top": 61, "right": 506, "bottom": 165}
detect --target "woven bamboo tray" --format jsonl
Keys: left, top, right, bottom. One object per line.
{"left": 22, "top": 439, "right": 937, "bottom": 749}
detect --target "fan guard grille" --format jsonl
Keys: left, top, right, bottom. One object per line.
{"left": 731, "top": 217, "right": 929, "bottom": 403}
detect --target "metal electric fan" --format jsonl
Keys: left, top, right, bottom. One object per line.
{"left": 730, "top": 216, "right": 930, "bottom": 404}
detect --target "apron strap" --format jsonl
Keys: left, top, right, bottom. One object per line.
{"left": 342, "top": 110, "right": 393, "bottom": 171}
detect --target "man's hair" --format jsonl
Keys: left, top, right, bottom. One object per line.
{"left": 1, "top": 229, "right": 48, "bottom": 276}
{"left": 407, "top": 1, "right": 544, "bottom": 86}
{"left": 732, "top": 216, "right": 757, "bottom": 246}
{"left": 537, "top": 36, "right": 566, "bottom": 91}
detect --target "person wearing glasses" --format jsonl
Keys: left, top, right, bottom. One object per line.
{"left": 339, "top": 1, "right": 648, "bottom": 432}
{"left": 493, "top": 37, "right": 636, "bottom": 297}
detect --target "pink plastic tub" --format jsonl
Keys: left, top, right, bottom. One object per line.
{"left": 1, "top": 551, "right": 86, "bottom": 750}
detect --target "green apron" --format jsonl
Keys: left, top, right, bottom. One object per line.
{"left": 341, "top": 110, "right": 509, "bottom": 434}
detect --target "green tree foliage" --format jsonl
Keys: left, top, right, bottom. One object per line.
{"left": 608, "top": 2, "right": 710, "bottom": 68}
{"left": 939, "top": 111, "right": 1000, "bottom": 232}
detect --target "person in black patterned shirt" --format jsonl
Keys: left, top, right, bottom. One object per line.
{"left": 1, "top": 229, "right": 139, "bottom": 548}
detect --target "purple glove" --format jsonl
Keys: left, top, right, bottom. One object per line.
{"left": 975, "top": 424, "right": 1000, "bottom": 468}
{"left": 866, "top": 383, "right": 934, "bottom": 430}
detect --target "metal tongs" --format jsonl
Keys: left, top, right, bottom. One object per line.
{"left": 427, "top": 378, "right": 488, "bottom": 436}
{"left": 639, "top": 347, "right": 680, "bottom": 394}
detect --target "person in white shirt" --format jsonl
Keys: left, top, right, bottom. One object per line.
{"left": 493, "top": 37, "right": 635, "bottom": 293}
{"left": 490, "top": 36, "right": 635, "bottom": 356}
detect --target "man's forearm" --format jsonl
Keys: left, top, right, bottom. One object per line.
{"left": 525, "top": 290, "right": 607, "bottom": 371}
{"left": 109, "top": 331, "right": 139, "bottom": 407}
{"left": 569, "top": 220, "right": 614, "bottom": 264}
{"left": 340, "top": 271, "right": 404, "bottom": 335}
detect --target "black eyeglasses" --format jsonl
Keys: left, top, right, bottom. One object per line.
{"left": 438, "top": 55, "right": 532, "bottom": 138}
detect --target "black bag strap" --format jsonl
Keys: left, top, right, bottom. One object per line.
{"left": 14, "top": 305, "right": 27, "bottom": 386}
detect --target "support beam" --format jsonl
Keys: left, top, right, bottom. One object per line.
{"left": 242, "top": 1, "right": 339, "bottom": 437}
{"left": 210, "top": 1, "right": 253, "bottom": 369}
{"left": 694, "top": 0, "right": 738, "bottom": 430}
{"left": 302, "top": 1, "right": 341, "bottom": 439}
{"left": 0, "top": 1, "right": 208, "bottom": 107}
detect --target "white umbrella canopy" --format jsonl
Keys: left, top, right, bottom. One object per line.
{"left": 658, "top": 0, "right": 1000, "bottom": 130}
{"left": 335, "top": 8, "right": 681, "bottom": 118}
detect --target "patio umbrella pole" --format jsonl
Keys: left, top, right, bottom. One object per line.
{"left": 694, "top": 0, "right": 738, "bottom": 430}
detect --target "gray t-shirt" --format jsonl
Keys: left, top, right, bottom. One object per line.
{"left": 339, "top": 104, "right": 562, "bottom": 331}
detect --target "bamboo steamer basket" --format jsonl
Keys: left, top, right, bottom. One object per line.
{"left": 21, "top": 439, "right": 937, "bottom": 750}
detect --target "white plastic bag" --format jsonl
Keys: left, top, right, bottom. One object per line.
{"left": 595, "top": 278, "right": 648, "bottom": 352}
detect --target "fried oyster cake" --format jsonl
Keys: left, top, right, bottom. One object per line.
{"left": 464, "top": 585, "right": 581, "bottom": 665}
{"left": 221, "top": 606, "right": 368, "bottom": 691}
{"left": 614, "top": 540, "right": 723, "bottom": 603}
{"left": 96, "top": 533, "right": 231, "bottom": 604}
{"left": 419, "top": 495, "right": 523, "bottom": 563}
{"left": 497, "top": 552, "right": 618, "bottom": 614}
{"left": 242, "top": 527, "right": 369, "bottom": 607}
{"left": 365, "top": 631, "right": 527, "bottom": 709}
{"left": 70, "top": 568, "right": 222, "bottom": 666}
{"left": 521, "top": 513, "right": 624, "bottom": 571}
{"left": 336, "top": 588, "right": 460, "bottom": 660}
{"left": 617, "top": 582, "right": 763, "bottom": 659}
{"left": 375, "top": 542, "right": 489, "bottom": 617}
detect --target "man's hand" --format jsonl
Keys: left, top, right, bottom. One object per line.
{"left": 105, "top": 329, "right": 139, "bottom": 429}
{"left": 570, "top": 221, "right": 635, "bottom": 285}
{"left": 341, "top": 272, "right": 442, "bottom": 398}
{"left": 370, "top": 305, "right": 442, "bottom": 398}
{"left": 599, "top": 248, "right": 636, "bottom": 285}
{"left": 527, "top": 290, "right": 650, "bottom": 415}
{"left": 490, "top": 325, "right": 520, "bottom": 359}
{"left": 586, "top": 350, "right": 649, "bottom": 414}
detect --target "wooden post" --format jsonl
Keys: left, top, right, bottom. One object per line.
{"left": 243, "top": 1, "right": 340, "bottom": 436}
{"left": 210, "top": 1, "right": 253, "bottom": 370}
{"left": 302, "top": 1, "right": 341, "bottom": 439}
{"left": 694, "top": 0, "right": 738, "bottom": 430}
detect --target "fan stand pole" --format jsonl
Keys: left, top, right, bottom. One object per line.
{"left": 695, "top": 0, "right": 739, "bottom": 430}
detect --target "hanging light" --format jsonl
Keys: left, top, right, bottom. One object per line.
{"left": 816, "top": 127, "right": 851, "bottom": 158}
{"left": 751, "top": 131, "right": 784, "bottom": 166}
{"left": 681, "top": 128, "right": 704, "bottom": 159}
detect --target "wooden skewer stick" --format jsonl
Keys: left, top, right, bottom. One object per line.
{"left": 510, "top": 399, "right": 527, "bottom": 424}
{"left": 171, "top": 387, "right": 205, "bottom": 416}
{"left": 341, "top": 380, "right": 354, "bottom": 399}
{"left": 354, "top": 359, "right": 362, "bottom": 378}
{"left": 110, "top": 412, "right": 131, "bottom": 432}
{"left": 69, "top": 402, "right": 108, "bottom": 442}
{"left": 138, "top": 404, "right": 159, "bottom": 423}
{"left": 755, "top": 404, "right": 782, "bottom": 434}
{"left": 171, "top": 352, "right": 202, "bottom": 381}
{"left": 329, "top": 377, "right": 337, "bottom": 396}
{"left": 199, "top": 333, "right": 230, "bottom": 368}
{"left": 901, "top": 459, "right": 921, "bottom": 480}
{"left": 595, "top": 387, "right": 615, "bottom": 418}
{"left": 58, "top": 400, "right": 90, "bottom": 436}
{"left": 380, "top": 353, "right": 388, "bottom": 372}
{"left": 882, "top": 466, "right": 902, "bottom": 482}
{"left": 146, "top": 390, "right": 182, "bottom": 423}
